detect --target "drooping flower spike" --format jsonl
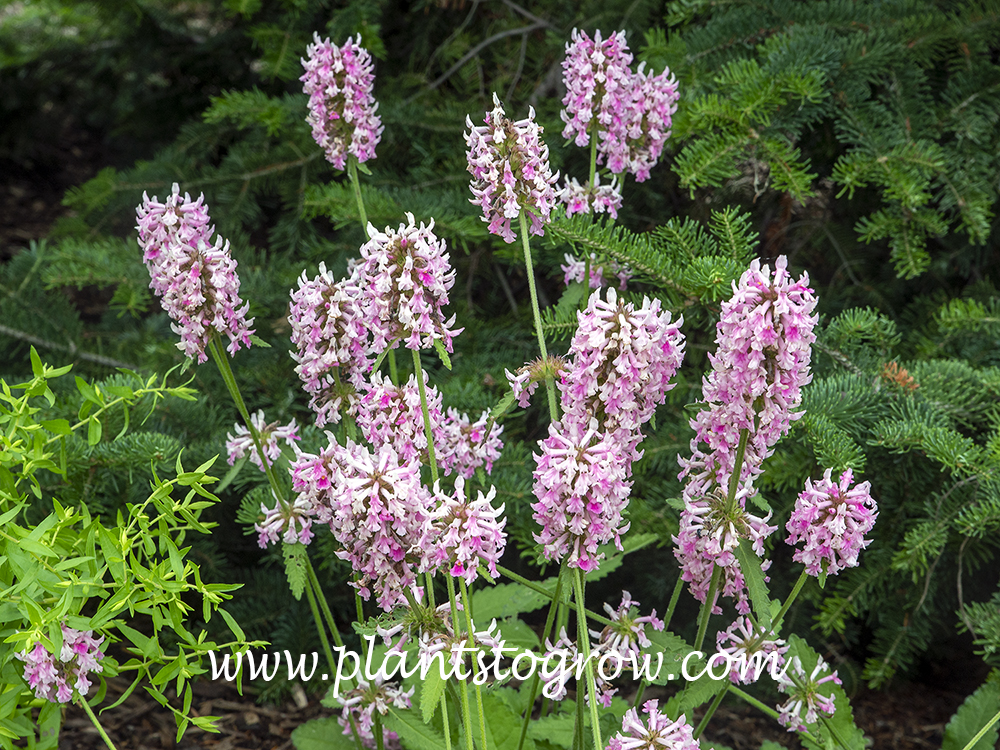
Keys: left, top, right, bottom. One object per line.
{"left": 465, "top": 93, "right": 559, "bottom": 243}
{"left": 301, "top": 33, "right": 383, "bottom": 169}
{"left": 136, "top": 184, "right": 255, "bottom": 363}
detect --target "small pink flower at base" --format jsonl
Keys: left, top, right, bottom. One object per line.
{"left": 559, "top": 174, "right": 623, "bottom": 220}
{"left": 288, "top": 261, "right": 371, "bottom": 427}
{"left": 255, "top": 493, "right": 317, "bottom": 549}
{"left": 300, "top": 33, "right": 383, "bottom": 170}
{"left": 776, "top": 656, "right": 841, "bottom": 732}
{"left": 715, "top": 616, "right": 788, "bottom": 685}
{"left": 465, "top": 93, "right": 559, "bottom": 243}
{"left": 624, "top": 63, "right": 680, "bottom": 182}
{"left": 606, "top": 699, "right": 701, "bottom": 750}
{"left": 532, "top": 417, "right": 631, "bottom": 573}
{"left": 17, "top": 625, "right": 105, "bottom": 703}
{"left": 359, "top": 213, "right": 461, "bottom": 353}
{"left": 786, "top": 468, "right": 878, "bottom": 577}
{"left": 137, "top": 186, "right": 255, "bottom": 363}
{"left": 430, "top": 477, "right": 507, "bottom": 584}
{"left": 505, "top": 356, "right": 567, "bottom": 409}
{"left": 226, "top": 410, "right": 300, "bottom": 471}
{"left": 561, "top": 252, "right": 630, "bottom": 290}
{"left": 336, "top": 676, "right": 413, "bottom": 750}
{"left": 436, "top": 407, "right": 504, "bottom": 478}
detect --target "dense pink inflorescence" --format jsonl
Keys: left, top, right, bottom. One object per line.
{"left": 291, "top": 440, "right": 434, "bottom": 610}
{"left": 674, "top": 255, "right": 817, "bottom": 613}
{"left": 786, "top": 468, "right": 878, "bottom": 577}
{"left": 531, "top": 417, "right": 631, "bottom": 573}
{"left": 465, "top": 93, "right": 559, "bottom": 243}
{"left": 288, "top": 261, "right": 371, "bottom": 426}
{"left": 561, "top": 287, "right": 685, "bottom": 463}
{"left": 226, "top": 410, "right": 300, "bottom": 471}
{"left": 300, "top": 34, "right": 383, "bottom": 169}
{"left": 623, "top": 63, "right": 680, "bottom": 182}
{"left": 358, "top": 213, "right": 461, "bottom": 353}
{"left": 255, "top": 492, "right": 317, "bottom": 549}
{"left": 436, "top": 407, "right": 504, "bottom": 479}
{"left": 715, "top": 615, "right": 788, "bottom": 685}
{"left": 336, "top": 676, "right": 412, "bottom": 749}
{"left": 776, "top": 656, "right": 841, "bottom": 732}
{"left": 430, "top": 477, "right": 506, "bottom": 584}
{"left": 356, "top": 371, "right": 444, "bottom": 465}
{"left": 558, "top": 174, "right": 623, "bottom": 219}
{"left": 136, "top": 184, "right": 255, "bottom": 363}
{"left": 606, "top": 699, "right": 701, "bottom": 750}
{"left": 17, "top": 625, "right": 105, "bottom": 703}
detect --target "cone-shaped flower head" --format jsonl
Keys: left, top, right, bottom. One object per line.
{"left": 623, "top": 63, "right": 680, "bottom": 182}
{"left": 136, "top": 184, "right": 255, "bottom": 363}
{"left": 430, "top": 477, "right": 507, "bottom": 583}
{"left": 786, "top": 468, "right": 877, "bottom": 577}
{"left": 226, "top": 410, "right": 300, "bottom": 471}
{"left": 465, "top": 93, "right": 559, "bottom": 243}
{"left": 301, "top": 33, "right": 383, "bottom": 169}
{"left": 359, "top": 213, "right": 461, "bottom": 352}
{"left": 17, "top": 625, "right": 105, "bottom": 703}
{"left": 776, "top": 656, "right": 841, "bottom": 732}
{"left": 288, "top": 261, "right": 371, "bottom": 427}
{"left": 532, "top": 417, "right": 631, "bottom": 573}
{"left": 607, "top": 699, "right": 701, "bottom": 750}
{"left": 356, "top": 370, "right": 444, "bottom": 465}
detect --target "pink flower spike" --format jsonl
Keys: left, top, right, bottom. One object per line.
{"left": 465, "top": 94, "right": 559, "bottom": 243}
{"left": 558, "top": 173, "right": 623, "bottom": 220}
{"left": 624, "top": 62, "right": 680, "bottom": 182}
{"left": 715, "top": 615, "right": 788, "bottom": 684}
{"left": 430, "top": 477, "right": 507, "bottom": 584}
{"left": 136, "top": 184, "right": 255, "bottom": 363}
{"left": 301, "top": 34, "right": 383, "bottom": 169}
{"left": 786, "top": 468, "right": 878, "bottom": 577}
{"left": 255, "top": 491, "right": 317, "bottom": 549}
{"left": 17, "top": 625, "right": 105, "bottom": 704}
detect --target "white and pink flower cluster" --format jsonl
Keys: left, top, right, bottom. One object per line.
{"left": 776, "top": 656, "right": 841, "bottom": 732}
{"left": 530, "top": 289, "right": 685, "bottom": 573}
{"left": 301, "top": 34, "right": 383, "bottom": 170}
{"left": 558, "top": 174, "right": 623, "bottom": 220}
{"left": 786, "top": 468, "right": 877, "bottom": 577}
{"left": 715, "top": 615, "right": 788, "bottom": 685}
{"left": 136, "top": 184, "right": 254, "bottom": 363}
{"left": 226, "top": 410, "right": 300, "bottom": 471}
{"left": 17, "top": 625, "right": 105, "bottom": 703}
{"left": 606, "top": 699, "right": 700, "bottom": 750}
{"left": 674, "top": 255, "right": 817, "bottom": 614}
{"left": 465, "top": 93, "right": 559, "bottom": 243}
{"left": 561, "top": 29, "right": 680, "bottom": 182}
{"left": 561, "top": 252, "right": 630, "bottom": 290}
{"left": 336, "top": 675, "right": 413, "bottom": 749}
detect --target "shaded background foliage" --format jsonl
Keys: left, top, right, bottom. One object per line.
{"left": 1, "top": 0, "right": 999, "bottom": 710}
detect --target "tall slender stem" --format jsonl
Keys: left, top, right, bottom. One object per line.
{"left": 518, "top": 210, "right": 559, "bottom": 422}
{"left": 387, "top": 348, "right": 398, "bottom": 384}
{"left": 496, "top": 564, "right": 611, "bottom": 626}
{"left": 79, "top": 698, "right": 119, "bottom": 750}
{"left": 573, "top": 569, "right": 603, "bottom": 750}
{"left": 412, "top": 348, "right": 439, "bottom": 484}
{"left": 726, "top": 429, "right": 750, "bottom": 509}
{"left": 373, "top": 712, "right": 385, "bottom": 750}
{"left": 770, "top": 568, "right": 809, "bottom": 636}
{"left": 694, "top": 565, "right": 721, "bottom": 653}
{"left": 447, "top": 576, "right": 476, "bottom": 750}
{"left": 460, "top": 578, "right": 490, "bottom": 750}
{"left": 347, "top": 156, "right": 369, "bottom": 239}
{"left": 588, "top": 134, "right": 598, "bottom": 192}
{"left": 663, "top": 575, "right": 684, "bottom": 631}
{"left": 693, "top": 684, "right": 728, "bottom": 739}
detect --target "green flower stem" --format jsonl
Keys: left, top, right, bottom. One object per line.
{"left": 347, "top": 155, "right": 369, "bottom": 239}
{"left": 770, "top": 568, "right": 810, "bottom": 636}
{"left": 573, "top": 568, "right": 603, "bottom": 750}
{"left": 960, "top": 708, "right": 1000, "bottom": 750}
{"left": 517, "top": 209, "right": 559, "bottom": 423}
{"left": 373, "top": 711, "right": 385, "bottom": 750}
{"left": 588, "top": 133, "right": 599, "bottom": 191}
{"left": 496, "top": 564, "right": 612, "bottom": 626}
{"left": 442, "top": 694, "right": 453, "bottom": 750}
{"left": 819, "top": 712, "right": 853, "bottom": 750}
{"left": 663, "top": 575, "right": 684, "bottom": 631}
{"left": 460, "top": 578, "right": 490, "bottom": 750}
{"left": 412, "top": 347, "right": 439, "bottom": 484}
{"left": 388, "top": 348, "right": 398, "bottom": 384}
{"left": 574, "top": 690, "right": 585, "bottom": 750}
{"left": 80, "top": 698, "right": 119, "bottom": 750}
{"left": 693, "top": 684, "right": 728, "bottom": 739}
{"left": 305, "top": 559, "right": 347, "bottom": 651}
{"left": 447, "top": 575, "right": 476, "bottom": 750}
{"left": 426, "top": 571, "right": 437, "bottom": 608}
{"left": 207, "top": 335, "right": 285, "bottom": 508}
{"left": 694, "top": 564, "right": 721, "bottom": 653}
{"left": 726, "top": 428, "right": 750, "bottom": 509}
{"left": 516, "top": 559, "right": 568, "bottom": 750}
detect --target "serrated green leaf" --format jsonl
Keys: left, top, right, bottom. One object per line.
{"left": 282, "top": 542, "right": 308, "bottom": 601}
{"left": 385, "top": 707, "right": 448, "bottom": 750}
{"left": 433, "top": 338, "right": 452, "bottom": 370}
{"left": 943, "top": 671, "right": 1000, "bottom": 750}
{"left": 734, "top": 538, "right": 771, "bottom": 631}
{"left": 420, "top": 669, "right": 445, "bottom": 723}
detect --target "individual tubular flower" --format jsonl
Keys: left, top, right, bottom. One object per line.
{"left": 561, "top": 287, "right": 685, "bottom": 462}
{"left": 531, "top": 417, "right": 631, "bottom": 573}
{"left": 715, "top": 615, "right": 788, "bottom": 685}
{"left": 430, "top": 477, "right": 506, "bottom": 583}
{"left": 226, "top": 410, "right": 300, "bottom": 471}
{"left": 623, "top": 63, "right": 680, "bottom": 182}
{"left": 336, "top": 676, "right": 413, "bottom": 749}
{"left": 359, "top": 213, "right": 461, "bottom": 352}
{"left": 786, "top": 468, "right": 878, "bottom": 577}
{"left": 560, "top": 29, "right": 634, "bottom": 164}
{"left": 17, "top": 625, "right": 105, "bottom": 703}
{"left": 776, "top": 656, "right": 841, "bottom": 732}
{"left": 558, "top": 174, "right": 623, "bottom": 220}
{"left": 465, "top": 93, "right": 559, "bottom": 243}
{"left": 505, "top": 356, "right": 567, "bottom": 409}
{"left": 606, "top": 699, "right": 701, "bottom": 750}
{"left": 436, "top": 407, "right": 504, "bottom": 478}
{"left": 136, "top": 185, "right": 255, "bottom": 363}
{"left": 291, "top": 440, "right": 434, "bottom": 610}
{"left": 288, "top": 261, "right": 371, "bottom": 427}
{"left": 255, "top": 492, "right": 317, "bottom": 549}
{"left": 355, "top": 371, "right": 444, "bottom": 465}
{"left": 300, "top": 33, "right": 383, "bottom": 169}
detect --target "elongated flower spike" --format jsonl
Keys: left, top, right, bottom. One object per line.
{"left": 465, "top": 93, "right": 559, "bottom": 243}
{"left": 301, "top": 33, "right": 383, "bottom": 169}
{"left": 17, "top": 625, "right": 105, "bottom": 703}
